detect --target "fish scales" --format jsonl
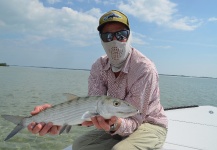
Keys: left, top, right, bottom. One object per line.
{"left": 25, "top": 97, "right": 98, "bottom": 126}
{"left": 1, "top": 95, "right": 139, "bottom": 141}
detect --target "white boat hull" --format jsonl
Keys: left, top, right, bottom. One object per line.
{"left": 64, "top": 105, "right": 217, "bottom": 150}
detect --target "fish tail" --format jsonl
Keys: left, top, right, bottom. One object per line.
{"left": 1, "top": 115, "right": 25, "bottom": 125}
{"left": 4, "top": 124, "right": 24, "bottom": 141}
{"left": 1, "top": 115, "right": 25, "bottom": 141}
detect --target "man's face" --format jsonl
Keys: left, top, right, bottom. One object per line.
{"left": 100, "top": 22, "right": 131, "bottom": 72}
{"left": 101, "top": 22, "right": 128, "bottom": 42}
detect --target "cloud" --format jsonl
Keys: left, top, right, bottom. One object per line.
{"left": 131, "top": 32, "right": 149, "bottom": 45}
{"left": 154, "top": 45, "right": 172, "bottom": 49}
{"left": 46, "top": 0, "right": 61, "bottom": 4}
{"left": 170, "top": 17, "right": 202, "bottom": 31}
{"left": 208, "top": 17, "right": 217, "bottom": 22}
{"left": 117, "top": 0, "right": 202, "bottom": 31}
{"left": 119, "top": 0, "right": 177, "bottom": 24}
{"left": 0, "top": 0, "right": 100, "bottom": 47}
{"left": 94, "top": 0, "right": 101, "bottom": 4}
{"left": 0, "top": 20, "right": 6, "bottom": 27}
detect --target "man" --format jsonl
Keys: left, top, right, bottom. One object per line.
{"left": 28, "top": 10, "right": 168, "bottom": 150}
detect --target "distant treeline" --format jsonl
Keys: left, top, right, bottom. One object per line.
{"left": 0, "top": 63, "right": 8, "bottom": 66}
{"left": 10, "top": 65, "right": 90, "bottom": 71}
{"left": 159, "top": 74, "right": 217, "bottom": 79}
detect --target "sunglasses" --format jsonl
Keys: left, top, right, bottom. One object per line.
{"left": 100, "top": 30, "right": 130, "bottom": 42}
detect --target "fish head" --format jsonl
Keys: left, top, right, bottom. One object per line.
{"left": 98, "top": 97, "right": 139, "bottom": 119}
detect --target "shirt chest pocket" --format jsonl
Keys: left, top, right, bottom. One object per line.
{"left": 107, "top": 76, "right": 128, "bottom": 99}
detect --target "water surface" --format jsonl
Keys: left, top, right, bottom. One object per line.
{"left": 0, "top": 66, "right": 216, "bottom": 149}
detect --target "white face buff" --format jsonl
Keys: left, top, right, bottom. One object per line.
{"left": 101, "top": 34, "right": 132, "bottom": 72}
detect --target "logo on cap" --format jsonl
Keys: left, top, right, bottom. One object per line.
{"left": 103, "top": 13, "right": 122, "bottom": 21}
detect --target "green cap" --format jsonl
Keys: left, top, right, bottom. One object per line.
{"left": 97, "top": 10, "right": 130, "bottom": 32}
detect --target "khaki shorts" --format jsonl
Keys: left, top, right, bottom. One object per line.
{"left": 73, "top": 123, "right": 167, "bottom": 150}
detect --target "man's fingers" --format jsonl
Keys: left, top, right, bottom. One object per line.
{"left": 82, "top": 121, "right": 94, "bottom": 127}
{"left": 91, "top": 116, "right": 101, "bottom": 129}
{"left": 38, "top": 122, "right": 53, "bottom": 136}
{"left": 42, "top": 104, "right": 52, "bottom": 109}
{"left": 97, "top": 116, "right": 110, "bottom": 131}
{"left": 30, "top": 106, "right": 41, "bottom": 115}
{"left": 32, "top": 122, "right": 45, "bottom": 134}
{"left": 49, "top": 126, "right": 60, "bottom": 135}
{"left": 30, "top": 104, "right": 52, "bottom": 115}
{"left": 94, "top": 116, "right": 110, "bottom": 131}
{"left": 27, "top": 122, "right": 37, "bottom": 132}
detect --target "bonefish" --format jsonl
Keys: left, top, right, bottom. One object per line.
{"left": 1, "top": 94, "right": 139, "bottom": 141}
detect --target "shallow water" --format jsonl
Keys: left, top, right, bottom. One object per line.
{"left": 0, "top": 66, "right": 216, "bottom": 149}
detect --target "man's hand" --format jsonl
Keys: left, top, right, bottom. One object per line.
{"left": 27, "top": 104, "right": 61, "bottom": 136}
{"left": 82, "top": 116, "right": 121, "bottom": 132}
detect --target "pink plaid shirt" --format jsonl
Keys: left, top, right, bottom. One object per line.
{"left": 88, "top": 48, "right": 168, "bottom": 136}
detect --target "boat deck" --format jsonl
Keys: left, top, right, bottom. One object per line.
{"left": 64, "top": 106, "right": 217, "bottom": 150}
{"left": 162, "top": 105, "right": 217, "bottom": 150}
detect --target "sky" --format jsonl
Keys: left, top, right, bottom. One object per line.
{"left": 0, "top": 0, "right": 217, "bottom": 78}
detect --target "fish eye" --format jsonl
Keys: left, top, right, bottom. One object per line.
{"left": 113, "top": 101, "right": 120, "bottom": 107}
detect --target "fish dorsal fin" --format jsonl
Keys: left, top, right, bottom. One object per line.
{"left": 63, "top": 93, "right": 78, "bottom": 101}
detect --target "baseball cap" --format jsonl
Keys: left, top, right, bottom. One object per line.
{"left": 97, "top": 10, "right": 130, "bottom": 32}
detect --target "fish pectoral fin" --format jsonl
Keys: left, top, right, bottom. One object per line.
{"left": 65, "top": 125, "right": 72, "bottom": 133}
{"left": 81, "top": 111, "right": 98, "bottom": 120}
{"left": 59, "top": 124, "right": 68, "bottom": 135}
{"left": 59, "top": 124, "right": 72, "bottom": 135}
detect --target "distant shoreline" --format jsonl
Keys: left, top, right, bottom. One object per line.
{"left": 0, "top": 63, "right": 9, "bottom": 66}
{"left": 8, "top": 65, "right": 217, "bottom": 79}
{"left": 158, "top": 74, "right": 217, "bottom": 79}
{"left": 10, "top": 65, "right": 90, "bottom": 71}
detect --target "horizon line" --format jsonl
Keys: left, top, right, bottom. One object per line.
{"left": 6, "top": 65, "right": 217, "bottom": 79}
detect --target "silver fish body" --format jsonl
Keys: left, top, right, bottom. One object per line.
{"left": 2, "top": 95, "right": 139, "bottom": 141}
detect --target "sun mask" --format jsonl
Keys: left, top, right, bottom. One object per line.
{"left": 101, "top": 34, "right": 132, "bottom": 72}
